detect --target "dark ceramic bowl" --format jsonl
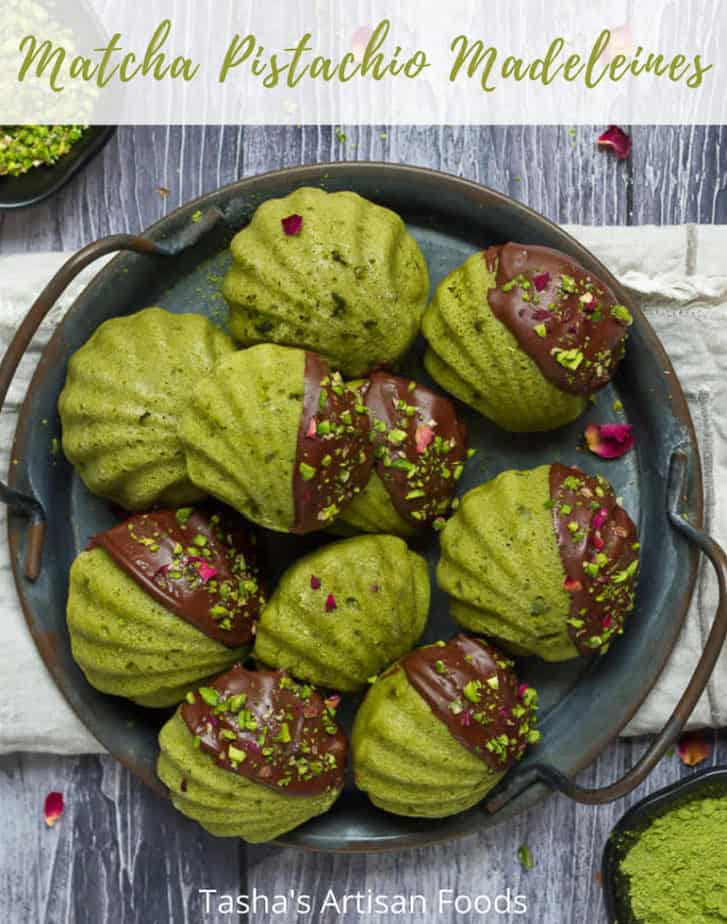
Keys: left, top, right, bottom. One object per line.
{"left": 0, "top": 127, "right": 115, "bottom": 210}
{"left": 602, "top": 766, "right": 727, "bottom": 923}
{"left": 2, "top": 163, "right": 724, "bottom": 853}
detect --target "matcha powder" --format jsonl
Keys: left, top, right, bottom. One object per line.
{"left": 620, "top": 795, "right": 727, "bottom": 924}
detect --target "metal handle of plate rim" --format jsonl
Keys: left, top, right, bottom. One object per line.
{"left": 0, "top": 235, "right": 166, "bottom": 580}
{"left": 487, "top": 450, "right": 727, "bottom": 810}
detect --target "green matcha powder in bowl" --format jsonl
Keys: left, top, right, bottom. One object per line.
{"left": 604, "top": 770, "right": 727, "bottom": 924}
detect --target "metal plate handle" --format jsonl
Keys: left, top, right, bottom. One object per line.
{"left": 0, "top": 234, "right": 168, "bottom": 580}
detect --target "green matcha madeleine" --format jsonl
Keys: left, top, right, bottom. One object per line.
{"left": 423, "top": 243, "right": 632, "bottom": 432}
{"left": 59, "top": 307, "right": 234, "bottom": 510}
{"left": 67, "top": 506, "right": 266, "bottom": 707}
{"left": 222, "top": 187, "right": 429, "bottom": 376}
{"left": 157, "top": 665, "right": 347, "bottom": 842}
{"left": 254, "top": 535, "right": 429, "bottom": 692}
{"left": 437, "top": 464, "right": 640, "bottom": 661}
{"left": 337, "top": 372, "right": 470, "bottom": 538}
{"left": 179, "top": 344, "right": 374, "bottom": 534}
{"left": 352, "top": 634, "right": 539, "bottom": 818}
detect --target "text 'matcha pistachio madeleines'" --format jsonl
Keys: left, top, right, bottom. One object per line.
{"left": 254, "top": 534, "right": 429, "bottom": 692}
{"left": 423, "top": 243, "right": 632, "bottom": 432}
{"left": 59, "top": 307, "right": 235, "bottom": 509}
{"left": 179, "top": 344, "right": 374, "bottom": 534}
{"left": 222, "top": 187, "right": 429, "bottom": 376}
{"left": 67, "top": 506, "right": 266, "bottom": 707}
{"left": 338, "top": 372, "right": 470, "bottom": 537}
{"left": 157, "top": 665, "right": 347, "bottom": 842}
{"left": 437, "top": 464, "right": 640, "bottom": 661}
{"left": 352, "top": 635, "right": 539, "bottom": 818}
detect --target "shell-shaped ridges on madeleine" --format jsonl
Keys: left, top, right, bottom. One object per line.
{"left": 67, "top": 548, "right": 248, "bottom": 707}
{"left": 58, "top": 307, "right": 235, "bottom": 510}
{"left": 179, "top": 344, "right": 304, "bottom": 532}
{"left": 157, "top": 713, "right": 341, "bottom": 842}
{"left": 352, "top": 668, "right": 504, "bottom": 817}
{"left": 422, "top": 253, "right": 586, "bottom": 433}
{"left": 223, "top": 187, "right": 429, "bottom": 377}
{"left": 437, "top": 466, "right": 578, "bottom": 661}
{"left": 253, "top": 535, "right": 429, "bottom": 692}
{"left": 337, "top": 471, "right": 416, "bottom": 538}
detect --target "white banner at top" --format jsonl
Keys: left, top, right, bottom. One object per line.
{"left": 1, "top": 0, "right": 724, "bottom": 125}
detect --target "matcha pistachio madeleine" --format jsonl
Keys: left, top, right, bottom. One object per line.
{"left": 352, "top": 635, "right": 539, "bottom": 818}
{"left": 59, "top": 307, "right": 235, "bottom": 509}
{"left": 438, "top": 464, "right": 640, "bottom": 661}
{"left": 222, "top": 187, "right": 429, "bottom": 376}
{"left": 423, "top": 244, "right": 632, "bottom": 432}
{"left": 254, "top": 534, "right": 430, "bottom": 692}
{"left": 67, "top": 506, "right": 266, "bottom": 707}
{"left": 180, "top": 344, "right": 374, "bottom": 534}
{"left": 158, "top": 665, "right": 347, "bottom": 842}
{"left": 338, "top": 372, "right": 470, "bottom": 537}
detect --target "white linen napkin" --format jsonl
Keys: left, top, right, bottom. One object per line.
{"left": 1, "top": 225, "right": 726, "bottom": 753}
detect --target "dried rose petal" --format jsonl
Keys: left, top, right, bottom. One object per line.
{"left": 415, "top": 424, "right": 434, "bottom": 453}
{"left": 310, "top": 575, "right": 321, "bottom": 590}
{"left": 460, "top": 708, "right": 473, "bottom": 727}
{"left": 44, "top": 792, "right": 64, "bottom": 827}
{"left": 196, "top": 561, "right": 218, "bottom": 583}
{"left": 306, "top": 417, "right": 317, "bottom": 438}
{"left": 517, "top": 683, "right": 529, "bottom": 699}
{"left": 597, "top": 126, "right": 632, "bottom": 161}
{"left": 602, "top": 616, "right": 614, "bottom": 629}
{"left": 281, "top": 214, "right": 303, "bottom": 236}
{"left": 592, "top": 507, "right": 609, "bottom": 532}
{"left": 351, "top": 26, "right": 373, "bottom": 61}
{"left": 564, "top": 576, "right": 583, "bottom": 593}
{"left": 533, "top": 272, "right": 550, "bottom": 292}
{"left": 592, "top": 533, "right": 605, "bottom": 551}
{"left": 325, "top": 593, "right": 337, "bottom": 612}
{"left": 677, "top": 731, "right": 712, "bottom": 767}
{"left": 585, "top": 423, "right": 634, "bottom": 459}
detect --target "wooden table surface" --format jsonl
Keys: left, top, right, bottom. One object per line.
{"left": 1, "top": 125, "right": 726, "bottom": 924}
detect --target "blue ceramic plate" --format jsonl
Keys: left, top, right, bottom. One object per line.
{"left": 7, "top": 163, "right": 702, "bottom": 851}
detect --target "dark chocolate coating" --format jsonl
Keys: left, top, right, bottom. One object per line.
{"left": 91, "top": 507, "right": 265, "bottom": 648}
{"left": 293, "top": 352, "right": 374, "bottom": 534}
{"left": 362, "top": 372, "right": 468, "bottom": 527}
{"left": 401, "top": 635, "right": 538, "bottom": 772}
{"left": 486, "top": 243, "right": 630, "bottom": 396}
{"left": 550, "top": 464, "right": 640, "bottom": 655}
{"left": 181, "top": 665, "right": 347, "bottom": 796}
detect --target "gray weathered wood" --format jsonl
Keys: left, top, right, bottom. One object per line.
{"left": 0, "top": 124, "right": 724, "bottom": 924}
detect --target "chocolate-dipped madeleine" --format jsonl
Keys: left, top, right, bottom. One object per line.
{"left": 437, "top": 464, "right": 639, "bottom": 660}
{"left": 67, "top": 506, "right": 266, "bottom": 707}
{"left": 179, "top": 344, "right": 374, "bottom": 534}
{"left": 423, "top": 244, "right": 632, "bottom": 432}
{"left": 352, "top": 635, "right": 539, "bottom": 818}
{"left": 338, "top": 372, "right": 469, "bottom": 537}
{"left": 157, "top": 665, "right": 347, "bottom": 842}
{"left": 254, "top": 534, "right": 430, "bottom": 692}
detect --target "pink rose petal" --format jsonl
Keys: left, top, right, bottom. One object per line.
{"left": 533, "top": 271, "right": 550, "bottom": 292}
{"left": 564, "top": 576, "right": 583, "bottom": 593}
{"left": 306, "top": 417, "right": 317, "bottom": 438}
{"left": 592, "top": 507, "right": 609, "bottom": 532}
{"left": 517, "top": 684, "right": 529, "bottom": 699}
{"left": 677, "top": 730, "right": 712, "bottom": 767}
{"left": 597, "top": 126, "right": 632, "bottom": 161}
{"left": 310, "top": 575, "right": 321, "bottom": 590}
{"left": 281, "top": 214, "right": 303, "bottom": 236}
{"left": 325, "top": 593, "right": 337, "bottom": 612}
{"left": 415, "top": 424, "right": 434, "bottom": 453}
{"left": 196, "top": 561, "right": 218, "bottom": 582}
{"left": 459, "top": 708, "right": 473, "bottom": 727}
{"left": 592, "top": 533, "right": 605, "bottom": 551}
{"left": 602, "top": 616, "right": 614, "bottom": 629}
{"left": 44, "top": 791, "right": 64, "bottom": 828}
{"left": 585, "top": 423, "right": 634, "bottom": 459}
